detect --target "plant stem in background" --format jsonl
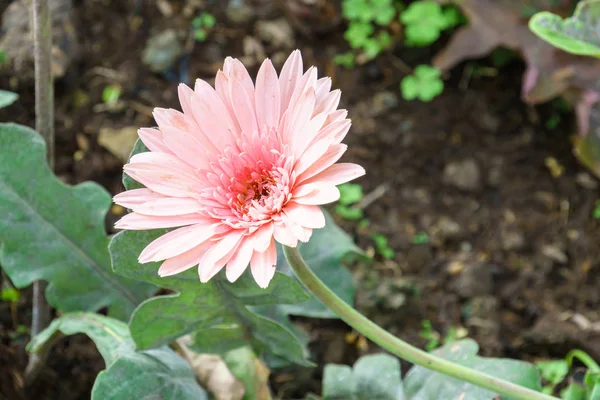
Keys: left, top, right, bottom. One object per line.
{"left": 26, "top": 0, "right": 54, "bottom": 385}
{"left": 283, "top": 246, "right": 558, "bottom": 400}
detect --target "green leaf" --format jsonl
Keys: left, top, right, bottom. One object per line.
{"left": 28, "top": 312, "right": 207, "bottom": 400}
{"left": 404, "top": 339, "right": 542, "bottom": 400}
{"left": 323, "top": 353, "right": 405, "bottom": 399}
{"left": 101, "top": 85, "right": 121, "bottom": 106}
{"left": 536, "top": 360, "right": 569, "bottom": 385}
{"left": 333, "top": 52, "right": 356, "bottom": 69}
{"left": 335, "top": 204, "right": 364, "bottom": 220}
{"left": 0, "top": 90, "right": 18, "bottom": 109}
{"left": 345, "top": 22, "right": 375, "bottom": 48}
{"left": 529, "top": 0, "right": 600, "bottom": 58}
{"left": 109, "top": 229, "right": 312, "bottom": 366}
{"left": 400, "top": 1, "right": 448, "bottom": 46}
{"left": 0, "top": 287, "right": 20, "bottom": 302}
{"left": 338, "top": 183, "right": 364, "bottom": 205}
{"left": 0, "top": 123, "right": 155, "bottom": 320}
{"left": 400, "top": 65, "right": 444, "bottom": 102}
{"left": 274, "top": 210, "right": 360, "bottom": 318}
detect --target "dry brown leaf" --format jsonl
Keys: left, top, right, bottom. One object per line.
{"left": 97, "top": 126, "right": 139, "bottom": 163}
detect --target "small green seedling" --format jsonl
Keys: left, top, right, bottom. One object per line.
{"left": 536, "top": 360, "right": 569, "bottom": 395}
{"left": 344, "top": 21, "right": 375, "bottom": 49}
{"left": 371, "top": 232, "right": 395, "bottom": 259}
{"left": 401, "top": 65, "right": 444, "bottom": 102}
{"left": 333, "top": 51, "right": 356, "bottom": 69}
{"left": 335, "top": 183, "right": 364, "bottom": 220}
{"left": 192, "top": 12, "right": 216, "bottom": 42}
{"left": 0, "top": 287, "right": 20, "bottom": 302}
{"left": 419, "top": 320, "right": 440, "bottom": 351}
{"left": 594, "top": 201, "right": 600, "bottom": 219}
{"left": 400, "top": 0, "right": 461, "bottom": 47}
{"left": 102, "top": 84, "right": 121, "bottom": 107}
{"left": 342, "top": 0, "right": 396, "bottom": 26}
{"left": 411, "top": 231, "right": 430, "bottom": 245}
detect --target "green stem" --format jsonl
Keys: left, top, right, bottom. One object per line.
{"left": 283, "top": 246, "right": 557, "bottom": 400}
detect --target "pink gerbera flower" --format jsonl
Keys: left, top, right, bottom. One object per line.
{"left": 113, "top": 50, "right": 365, "bottom": 288}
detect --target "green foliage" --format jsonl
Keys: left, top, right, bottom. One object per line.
{"left": 400, "top": 1, "right": 461, "bottom": 47}
{"left": 0, "top": 90, "right": 18, "bottom": 109}
{"left": 192, "top": 12, "right": 216, "bottom": 42}
{"left": 340, "top": 0, "right": 397, "bottom": 62}
{"left": 345, "top": 22, "right": 375, "bottom": 49}
{"left": 101, "top": 84, "right": 121, "bottom": 106}
{"left": 335, "top": 183, "right": 364, "bottom": 220}
{"left": 371, "top": 232, "right": 394, "bottom": 259}
{"left": 323, "top": 353, "right": 405, "bottom": 399}
{"left": 401, "top": 65, "right": 444, "bottom": 102}
{"left": 342, "top": 0, "right": 396, "bottom": 26}
{"left": 529, "top": 0, "right": 600, "bottom": 58}
{"left": 536, "top": 359, "right": 569, "bottom": 395}
{"left": 0, "top": 50, "right": 6, "bottom": 64}
{"left": 0, "top": 287, "right": 19, "bottom": 302}
{"left": 418, "top": 320, "right": 441, "bottom": 351}
{"left": 333, "top": 51, "right": 356, "bottom": 69}
{"left": 411, "top": 231, "right": 430, "bottom": 245}
{"left": 109, "top": 229, "right": 312, "bottom": 366}
{"left": 28, "top": 312, "right": 208, "bottom": 400}
{"left": 0, "top": 124, "right": 155, "bottom": 320}
{"left": 404, "top": 339, "right": 542, "bottom": 399}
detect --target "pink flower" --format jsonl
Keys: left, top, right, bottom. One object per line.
{"left": 114, "top": 50, "right": 365, "bottom": 288}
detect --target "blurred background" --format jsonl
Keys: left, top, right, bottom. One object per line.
{"left": 1, "top": 0, "right": 600, "bottom": 399}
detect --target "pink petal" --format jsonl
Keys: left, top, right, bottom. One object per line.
{"left": 114, "top": 213, "right": 209, "bottom": 230}
{"left": 279, "top": 50, "right": 303, "bottom": 111}
{"left": 139, "top": 223, "right": 217, "bottom": 263}
{"left": 133, "top": 197, "right": 202, "bottom": 216}
{"left": 255, "top": 59, "right": 281, "bottom": 130}
{"left": 300, "top": 163, "right": 366, "bottom": 186}
{"left": 225, "top": 237, "right": 255, "bottom": 282}
{"left": 158, "top": 241, "right": 213, "bottom": 277}
{"left": 113, "top": 188, "right": 164, "bottom": 209}
{"left": 315, "top": 77, "right": 332, "bottom": 101}
{"left": 138, "top": 128, "right": 171, "bottom": 154}
{"left": 294, "top": 138, "right": 337, "bottom": 176}
{"left": 310, "top": 118, "right": 351, "bottom": 146}
{"left": 198, "top": 230, "right": 245, "bottom": 282}
{"left": 192, "top": 79, "right": 238, "bottom": 150}
{"left": 296, "top": 144, "right": 348, "bottom": 181}
{"left": 161, "top": 125, "right": 211, "bottom": 169}
{"left": 293, "top": 113, "right": 327, "bottom": 158}
{"left": 252, "top": 222, "right": 274, "bottom": 252}
{"left": 313, "top": 89, "right": 341, "bottom": 116}
{"left": 230, "top": 78, "right": 259, "bottom": 136}
{"left": 287, "top": 67, "right": 318, "bottom": 113}
{"left": 283, "top": 203, "right": 325, "bottom": 229}
{"left": 223, "top": 57, "right": 255, "bottom": 103}
{"left": 250, "top": 238, "right": 277, "bottom": 288}
{"left": 273, "top": 222, "right": 298, "bottom": 247}
{"left": 215, "top": 71, "right": 242, "bottom": 135}
{"left": 178, "top": 83, "right": 195, "bottom": 117}
{"left": 281, "top": 88, "right": 316, "bottom": 144}
{"left": 292, "top": 184, "right": 340, "bottom": 205}
{"left": 124, "top": 154, "right": 201, "bottom": 198}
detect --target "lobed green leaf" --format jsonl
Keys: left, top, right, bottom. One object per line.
{"left": 28, "top": 312, "right": 207, "bottom": 400}
{"left": 0, "top": 123, "right": 155, "bottom": 320}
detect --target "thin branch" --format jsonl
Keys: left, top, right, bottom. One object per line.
{"left": 26, "top": 0, "right": 54, "bottom": 386}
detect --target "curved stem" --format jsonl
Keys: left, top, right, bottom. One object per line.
{"left": 283, "top": 246, "right": 557, "bottom": 400}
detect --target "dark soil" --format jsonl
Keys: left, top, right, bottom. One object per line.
{"left": 1, "top": 0, "right": 600, "bottom": 399}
